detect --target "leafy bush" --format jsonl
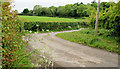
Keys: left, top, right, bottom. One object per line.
{"left": 1, "top": 2, "right": 54, "bottom": 67}
{"left": 24, "top": 21, "right": 88, "bottom": 31}
{"left": 89, "top": 2, "right": 120, "bottom": 36}
{"left": 1, "top": 2, "right": 31, "bottom": 67}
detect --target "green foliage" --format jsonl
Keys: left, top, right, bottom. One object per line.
{"left": 89, "top": 2, "right": 120, "bottom": 36}
{"left": 1, "top": 2, "right": 30, "bottom": 67}
{"left": 23, "top": 8, "right": 29, "bottom": 15}
{"left": 48, "top": 6, "right": 57, "bottom": 17}
{"left": 21, "top": 2, "right": 97, "bottom": 18}
{"left": 56, "top": 28, "right": 120, "bottom": 54}
{"left": 24, "top": 21, "right": 88, "bottom": 32}
{"left": 33, "top": 5, "right": 42, "bottom": 16}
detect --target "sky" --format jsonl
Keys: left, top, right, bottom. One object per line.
{"left": 13, "top": 0, "right": 116, "bottom": 13}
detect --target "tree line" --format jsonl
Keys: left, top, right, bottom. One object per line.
{"left": 20, "top": 1, "right": 116, "bottom": 18}
{"left": 20, "top": 1, "right": 120, "bottom": 36}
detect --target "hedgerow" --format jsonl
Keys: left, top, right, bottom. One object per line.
{"left": 89, "top": 2, "right": 120, "bottom": 36}
{"left": 24, "top": 21, "right": 88, "bottom": 32}
{"left": 1, "top": 1, "right": 31, "bottom": 67}
{"left": 1, "top": 1, "right": 55, "bottom": 68}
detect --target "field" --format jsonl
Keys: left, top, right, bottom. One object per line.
{"left": 56, "top": 28, "right": 120, "bottom": 53}
{"left": 18, "top": 15, "right": 88, "bottom": 22}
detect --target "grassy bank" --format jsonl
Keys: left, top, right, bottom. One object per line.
{"left": 18, "top": 15, "right": 88, "bottom": 22}
{"left": 56, "top": 28, "right": 120, "bottom": 54}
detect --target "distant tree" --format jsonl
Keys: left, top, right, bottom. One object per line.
{"left": 73, "top": 2, "right": 79, "bottom": 6}
{"left": 49, "top": 6, "right": 57, "bottom": 17}
{"left": 91, "top": 0, "right": 97, "bottom": 3}
{"left": 73, "top": 5, "right": 79, "bottom": 17}
{"left": 56, "top": 6, "right": 66, "bottom": 17}
{"left": 91, "top": 2, "right": 97, "bottom": 10}
{"left": 41, "top": 7, "right": 49, "bottom": 16}
{"left": 85, "top": 5, "right": 96, "bottom": 17}
{"left": 23, "top": 8, "right": 29, "bottom": 15}
{"left": 64, "top": 4, "right": 74, "bottom": 17}
{"left": 77, "top": 4, "right": 86, "bottom": 17}
{"left": 33, "top": 5, "right": 42, "bottom": 16}
{"left": 80, "top": 2, "right": 84, "bottom": 4}
{"left": 28, "top": 10, "right": 33, "bottom": 16}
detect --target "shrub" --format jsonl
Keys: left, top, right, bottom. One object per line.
{"left": 1, "top": 2, "right": 30, "bottom": 67}
{"left": 89, "top": 2, "right": 120, "bottom": 36}
{"left": 24, "top": 21, "right": 89, "bottom": 31}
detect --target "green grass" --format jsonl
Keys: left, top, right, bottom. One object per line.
{"left": 18, "top": 15, "right": 88, "bottom": 22}
{"left": 56, "top": 28, "right": 120, "bottom": 54}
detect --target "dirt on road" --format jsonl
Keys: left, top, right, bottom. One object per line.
{"left": 27, "top": 29, "right": 118, "bottom": 67}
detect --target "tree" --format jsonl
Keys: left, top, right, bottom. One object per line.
{"left": 41, "top": 7, "right": 49, "bottom": 16}
{"left": 85, "top": 5, "right": 96, "bottom": 17}
{"left": 23, "top": 8, "right": 29, "bottom": 14}
{"left": 28, "top": 10, "right": 33, "bottom": 16}
{"left": 33, "top": 5, "right": 41, "bottom": 16}
{"left": 91, "top": 2, "right": 97, "bottom": 10}
{"left": 80, "top": 2, "right": 83, "bottom": 4}
{"left": 64, "top": 4, "right": 74, "bottom": 17}
{"left": 56, "top": 6, "right": 66, "bottom": 17}
{"left": 49, "top": 6, "right": 57, "bottom": 17}
{"left": 94, "top": 0, "right": 100, "bottom": 37}
{"left": 77, "top": 4, "right": 86, "bottom": 17}
{"left": 91, "top": 0, "right": 97, "bottom": 3}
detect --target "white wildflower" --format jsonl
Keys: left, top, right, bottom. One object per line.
{"left": 68, "top": 26, "right": 71, "bottom": 28}
{"left": 29, "top": 31, "right": 32, "bottom": 33}
{"left": 36, "top": 64, "right": 39, "bottom": 66}
{"left": 46, "top": 29, "right": 49, "bottom": 32}
{"left": 45, "top": 59, "right": 48, "bottom": 62}
{"left": 43, "top": 56, "right": 45, "bottom": 58}
{"left": 36, "top": 25, "right": 39, "bottom": 27}
{"left": 51, "top": 62, "right": 54, "bottom": 66}
{"left": 42, "top": 29, "right": 44, "bottom": 31}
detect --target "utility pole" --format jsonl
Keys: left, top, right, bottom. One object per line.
{"left": 94, "top": 0, "right": 100, "bottom": 37}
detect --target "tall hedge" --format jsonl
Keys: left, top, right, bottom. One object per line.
{"left": 89, "top": 2, "right": 120, "bottom": 36}
{"left": 1, "top": 2, "right": 30, "bottom": 67}
{"left": 24, "top": 21, "right": 88, "bottom": 31}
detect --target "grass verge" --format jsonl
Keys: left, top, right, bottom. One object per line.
{"left": 56, "top": 28, "right": 120, "bottom": 54}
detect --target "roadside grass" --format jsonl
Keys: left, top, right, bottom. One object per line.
{"left": 13, "top": 45, "right": 31, "bottom": 67}
{"left": 18, "top": 15, "right": 89, "bottom": 22}
{"left": 56, "top": 28, "right": 120, "bottom": 54}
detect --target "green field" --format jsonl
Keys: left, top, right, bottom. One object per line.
{"left": 56, "top": 28, "right": 119, "bottom": 54}
{"left": 18, "top": 15, "right": 88, "bottom": 22}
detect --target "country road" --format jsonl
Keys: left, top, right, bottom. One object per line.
{"left": 27, "top": 29, "right": 118, "bottom": 67}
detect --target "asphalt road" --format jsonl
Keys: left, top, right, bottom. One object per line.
{"left": 27, "top": 29, "right": 118, "bottom": 67}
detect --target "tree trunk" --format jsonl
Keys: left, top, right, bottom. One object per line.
{"left": 94, "top": 0, "right": 100, "bottom": 37}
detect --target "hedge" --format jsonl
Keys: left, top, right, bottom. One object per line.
{"left": 89, "top": 2, "right": 120, "bottom": 36}
{"left": 24, "top": 21, "right": 88, "bottom": 31}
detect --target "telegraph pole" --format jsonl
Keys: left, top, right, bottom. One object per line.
{"left": 94, "top": 0, "right": 100, "bottom": 37}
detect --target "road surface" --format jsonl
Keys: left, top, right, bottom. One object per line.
{"left": 27, "top": 29, "right": 118, "bottom": 67}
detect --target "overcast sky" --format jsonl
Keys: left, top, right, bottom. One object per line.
{"left": 13, "top": 0, "right": 116, "bottom": 13}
